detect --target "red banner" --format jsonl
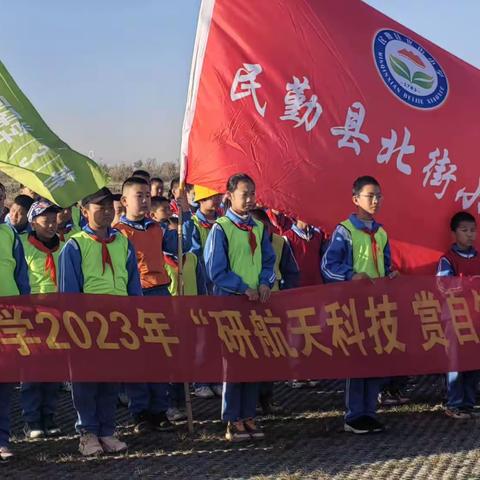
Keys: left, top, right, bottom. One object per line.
{"left": 181, "top": 0, "right": 480, "bottom": 274}
{"left": 1, "top": 277, "right": 480, "bottom": 382}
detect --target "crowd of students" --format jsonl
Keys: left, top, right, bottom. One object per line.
{"left": 0, "top": 170, "right": 477, "bottom": 459}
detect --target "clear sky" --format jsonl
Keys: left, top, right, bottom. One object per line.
{"left": 0, "top": 0, "right": 478, "bottom": 165}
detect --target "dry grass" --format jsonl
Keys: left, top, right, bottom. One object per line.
{"left": 0, "top": 159, "right": 179, "bottom": 203}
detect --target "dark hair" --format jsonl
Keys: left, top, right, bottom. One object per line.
{"left": 168, "top": 177, "right": 180, "bottom": 200}
{"left": 112, "top": 193, "right": 122, "bottom": 201}
{"left": 121, "top": 176, "right": 149, "bottom": 193}
{"left": 250, "top": 208, "right": 271, "bottom": 225}
{"left": 132, "top": 169, "right": 150, "bottom": 179}
{"left": 450, "top": 211, "right": 476, "bottom": 231}
{"left": 150, "top": 177, "right": 163, "bottom": 185}
{"left": 151, "top": 196, "right": 169, "bottom": 210}
{"left": 13, "top": 194, "right": 34, "bottom": 211}
{"left": 352, "top": 176, "right": 380, "bottom": 196}
{"left": 226, "top": 173, "right": 255, "bottom": 193}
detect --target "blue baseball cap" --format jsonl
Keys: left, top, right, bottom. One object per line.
{"left": 27, "top": 200, "right": 61, "bottom": 223}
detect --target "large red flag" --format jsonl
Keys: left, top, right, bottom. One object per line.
{"left": 180, "top": 0, "right": 479, "bottom": 274}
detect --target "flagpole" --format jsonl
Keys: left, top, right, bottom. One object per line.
{"left": 178, "top": 184, "right": 194, "bottom": 435}
{"left": 178, "top": 0, "right": 216, "bottom": 435}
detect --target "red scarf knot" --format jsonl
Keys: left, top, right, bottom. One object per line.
{"left": 28, "top": 235, "right": 60, "bottom": 285}
{"left": 233, "top": 222, "right": 257, "bottom": 256}
{"left": 90, "top": 233, "right": 116, "bottom": 275}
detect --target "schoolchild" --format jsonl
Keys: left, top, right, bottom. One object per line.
{"left": 204, "top": 173, "right": 276, "bottom": 441}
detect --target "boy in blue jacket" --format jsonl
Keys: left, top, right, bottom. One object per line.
{"left": 59, "top": 187, "right": 142, "bottom": 456}
{"left": 321, "top": 176, "right": 398, "bottom": 434}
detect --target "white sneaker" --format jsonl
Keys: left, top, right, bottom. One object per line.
{"left": 79, "top": 433, "right": 104, "bottom": 456}
{"left": 0, "top": 446, "right": 14, "bottom": 460}
{"left": 194, "top": 386, "right": 215, "bottom": 398}
{"left": 99, "top": 435, "right": 127, "bottom": 453}
{"left": 167, "top": 407, "right": 187, "bottom": 421}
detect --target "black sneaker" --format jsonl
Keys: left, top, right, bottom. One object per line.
{"left": 133, "top": 411, "right": 152, "bottom": 434}
{"left": 150, "top": 412, "right": 175, "bottom": 432}
{"left": 43, "top": 415, "right": 61, "bottom": 437}
{"left": 344, "top": 416, "right": 371, "bottom": 434}
{"left": 24, "top": 421, "right": 45, "bottom": 440}
{"left": 367, "top": 416, "right": 385, "bottom": 433}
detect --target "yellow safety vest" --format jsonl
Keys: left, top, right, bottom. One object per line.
{"left": 340, "top": 219, "right": 388, "bottom": 279}
{"left": 71, "top": 230, "right": 129, "bottom": 295}
{"left": 0, "top": 224, "right": 20, "bottom": 296}
{"left": 164, "top": 252, "right": 198, "bottom": 296}
{"left": 21, "top": 234, "right": 63, "bottom": 294}
{"left": 216, "top": 216, "right": 264, "bottom": 289}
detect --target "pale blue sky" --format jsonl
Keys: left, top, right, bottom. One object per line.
{"left": 0, "top": 1, "right": 477, "bottom": 165}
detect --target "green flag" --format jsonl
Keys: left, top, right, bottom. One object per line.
{"left": 0, "top": 60, "right": 107, "bottom": 207}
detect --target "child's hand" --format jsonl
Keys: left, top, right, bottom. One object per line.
{"left": 258, "top": 284, "right": 271, "bottom": 303}
{"left": 388, "top": 270, "right": 400, "bottom": 279}
{"left": 352, "top": 273, "right": 370, "bottom": 281}
{"left": 245, "top": 288, "right": 259, "bottom": 301}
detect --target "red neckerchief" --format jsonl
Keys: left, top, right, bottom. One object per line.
{"left": 28, "top": 234, "right": 60, "bottom": 285}
{"left": 89, "top": 232, "right": 116, "bottom": 275}
{"left": 196, "top": 214, "right": 214, "bottom": 230}
{"left": 230, "top": 218, "right": 257, "bottom": 256}
{"left": 359, "top": 226, "right": 381, "bottom": 277}
{"left": 163, "top": 254, "right": 187, "bottom": 268}
{"left": 170, "top": 200, "right": 179, "bottom": 215}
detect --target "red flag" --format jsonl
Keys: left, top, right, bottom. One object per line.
{"left": 181, "top": 0, "right": 480, "bottom": 274}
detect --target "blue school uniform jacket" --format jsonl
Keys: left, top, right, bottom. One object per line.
{"left": 321, "top": 213, "right": 392, "bottom": 283}
{"left": 204, "top": 209, "right": 276, "bottom": 296}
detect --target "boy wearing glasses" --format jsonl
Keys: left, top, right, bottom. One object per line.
{"left": 321, "top": 176, "right": 398, "bottom": 434}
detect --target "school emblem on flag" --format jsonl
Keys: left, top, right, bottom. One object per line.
{"left": 373, "top": 29, "right": 449, "bottom": 109}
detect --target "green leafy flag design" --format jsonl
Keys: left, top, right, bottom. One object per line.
{"left": 0, "top": 60, "right": 107, "bottom": 207}
{"left": 389, "top": 54, "right": 435, "bottom": 90}
{"left": 389, "top": 54, "right": 411, "bottom": 82}
{"left": 411, "top": 71, "right": 434, "bottom": 89}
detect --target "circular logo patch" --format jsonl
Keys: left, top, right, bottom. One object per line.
{"left": 373, "top": 29, "right": 448, "bottom": 109}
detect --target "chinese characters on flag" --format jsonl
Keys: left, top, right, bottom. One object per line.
{"left": 181, "top": 0, "right": 480, "bottom": 274}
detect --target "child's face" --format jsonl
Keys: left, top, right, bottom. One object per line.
{"left": 187, "top": 188, "right": 196, "bottom": 204}
{"left": 151, "top": 202, "right": 171, "bottom": 222}
{"left": 113, "top": 200, "right": 124, "bottom": 216}
{"left": 32, "top": 212, "right": 58, "bottom": 240}
{"left": 121, "top": 184, "right": 151, "bottom": 219}
{"left": 82, "top": 200, "right": 114, "bottom": 230}
{"left": 353, "top": 184, "right": 382, "bottom": 218}
{"left": 296, "top": 219, "right": 308, "bottom": 231}
{"left": 57, "top": 208, "right": 72, "bottom": 227}
{"left": 9, "top": 203, "right": 28, "bottom": 228}
{"left": 454, "top": 221, "right": 477, "bottom": 250}
{"left": 227, "top": 181, "right": 256, "bottom": 215}
{"left": 151, "top": 181, "right": 164, "bottom": 197}
{"left": 200, "top": 194, "right": 222, "bottom": 213}
{"left": 171, "top": 184, "right": 180, "bottom": 200}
